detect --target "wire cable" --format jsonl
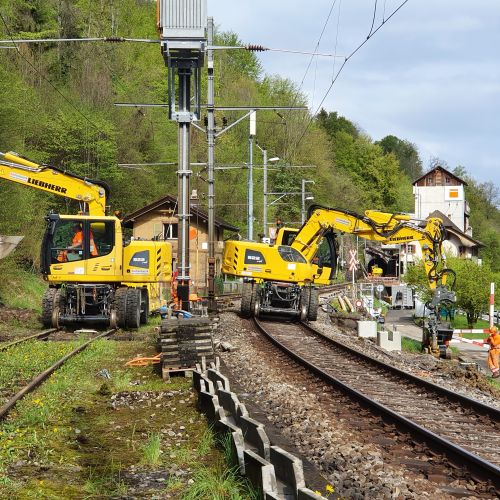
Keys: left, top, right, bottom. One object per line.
{"left": 367, "top": 0, "right": 378, "bottom": 38}
{"left": 0, "top": 12, "right": 104, "bottom": 135}
{"left": 290, "top": 0, "right": 411, "bottom": 157}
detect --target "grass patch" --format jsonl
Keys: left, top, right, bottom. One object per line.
{"left": 141, "top": 432, "right": 161, "bottom": 466}
{"left": 487, "top": 377, "right": 500, "bottom": 390}
{"left": 0, "top": 260, "right": 46, "bottom": 312}
{"left": 401, "top": 336, "right": 422, "bottom": 353}
{"left": 0, "top": 336, "right": 258, "bottom": 499}
{"left": 183, "top": 466, "right": 256, "bottom": 500}
{"left": 0, "top": 339, "right": 82, "bottom": 398}
{"left": 452, "top": 314, "right": 490, "bottom": 331}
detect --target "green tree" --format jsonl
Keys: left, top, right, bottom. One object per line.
{"left": 405, "top": 258, "right": 499, "bottom": 328}
{"left": 376, "top": 135, "right": 423, "bottom": 180}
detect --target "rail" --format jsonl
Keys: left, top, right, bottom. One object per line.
{"left": 0, "top": 328, "right": 116, "bottom": 420}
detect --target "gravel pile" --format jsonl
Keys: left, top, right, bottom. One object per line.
{"left": 215, "top": 310, "right": 497, "bottom": 499}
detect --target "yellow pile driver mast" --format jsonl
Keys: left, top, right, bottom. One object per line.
{"left": 223, "top": 205, "right": 455, "bottom": 353}
{"left": 0, "top": 152, "right": 172, "bottom": 328}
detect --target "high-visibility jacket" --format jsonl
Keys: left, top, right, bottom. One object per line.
{"left": 72, "top": 230, "right": 98, "bottom": 256}
{"left": 487, "top": 331, "right": 500, "bottom": 349}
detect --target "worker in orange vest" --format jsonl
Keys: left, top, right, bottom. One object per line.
{"left": 58, "top": 223, "right": 98, "bottom": 262}
{"left": 486, "top": 326, "right": 500, "bottom": 378}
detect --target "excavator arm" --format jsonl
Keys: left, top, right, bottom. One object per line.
{"left": 0, "top": 151, "right": 108, "bottom": 216}
{"left": 293, "top": 205, "right": 452, "bottom": 289}
{"left": 293, "top": 205, "right": 456, "bottom": 356}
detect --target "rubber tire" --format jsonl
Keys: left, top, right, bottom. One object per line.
{"left": 241, "top": 282, "right": 255, "bottom": 318}
{"left": 125, "top": 288, "right": 141, "bottom": 329}
{"left": 41, "top": 288, "right": 58, "bottom": 327}
{"left": 307, "top": 288, "right": 319, "bottom": 321}
{"left": 140, "top": 289, "right": 149, "bottom": 325}
{"left": 114, "top": 287, "right": 128, "bottom": 328}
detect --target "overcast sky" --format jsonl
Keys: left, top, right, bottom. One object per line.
{"left": 208, "top": 0, "right": 500, "bottom": 186}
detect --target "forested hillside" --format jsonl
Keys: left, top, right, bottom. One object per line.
{"left": 0, "top": 0, "right": 498, "bottom": 279}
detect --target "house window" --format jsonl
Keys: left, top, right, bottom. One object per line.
{"left": 426, "top": 176, "right": 434, "bottom": 186}
{"left": 164, "top": 223, "right": 178, "bottom": 240}
{"left": 445, "top": 176, "right": 451, "bottom": 184}
{"left": 406, "top": 244, "right": 416, "bottom": 254}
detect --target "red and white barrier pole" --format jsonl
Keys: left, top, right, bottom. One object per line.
{"left": 490, "top": 282, "right": 495, "bottom": 329}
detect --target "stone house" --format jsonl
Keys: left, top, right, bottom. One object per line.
{"left": 122, "top": 194, "right": 239, "bottom": 292}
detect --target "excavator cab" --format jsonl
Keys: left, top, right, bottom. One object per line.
{"left": 41, "top": 214, "right": 119, "bottom": 278}
{"left": 310, "top": 230, "right": 337, "bottom": 284}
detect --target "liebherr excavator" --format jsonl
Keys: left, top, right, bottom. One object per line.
{"left": 222, "top": 205, "right": 456, "bottom": 354}
{"left": 0, "top": 151, "right": 172, "bottom": 328}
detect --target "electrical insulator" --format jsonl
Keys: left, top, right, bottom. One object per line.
{"left": 222, "top": 117, "right": 228, "bottom": 128}
{"left": 246, "top": 44, "right": 267, "bottom": 52}
{"left": 204, "top": 116, "right": 208, "bottom": 127}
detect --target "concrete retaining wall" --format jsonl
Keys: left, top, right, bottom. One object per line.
{"left": 193, "top": 358, "right": 327, "bottom": 499}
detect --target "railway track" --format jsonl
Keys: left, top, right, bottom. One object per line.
{"left": 253, "top": 317, "right": 500, "bottom": 492}
{"left": 0, "top": 328, "right": 59, "bottom": 352}
{"left": 0, "top": 328, "right": 116, "bottom": 420}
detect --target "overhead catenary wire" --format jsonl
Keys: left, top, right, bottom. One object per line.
{"left": 290, "top": 0, "right": 411, "bottom": 158}
{"left": 367, "top": 0, "right": 378, "bottom": 38}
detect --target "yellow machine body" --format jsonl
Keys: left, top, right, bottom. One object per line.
{"left": 0, "top": 152, "right": 173, "bottom": 327}
{"left": 223, "top": 205, "right": 453, "bottom": 321}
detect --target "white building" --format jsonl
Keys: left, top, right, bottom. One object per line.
{"left": 408, "top": 166, "right": 482, "bottom": 265}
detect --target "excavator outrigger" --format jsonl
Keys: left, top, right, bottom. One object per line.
{"left": 222, "top": 205, "right": 456, "bottom": 356}
{"left": 0, "top": 151, "right": 172, "bottom": 328}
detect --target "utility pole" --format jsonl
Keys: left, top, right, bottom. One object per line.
{"left": 301, "top": 179, "right": 315, "bottom": 224}
{"left": 158, "top": 0, "right": 207, "bottom": 310}
{"left": 255, "top": 144, "right": 280, "bottom": 239}
{"left": 247, "top": 111, "right": 256, "bottom": 240}
{"left": 206, "top": 17, "right": 216, "bottom": 310}
{"left": 261, "top": 146, "right": 268, "bottom": 238}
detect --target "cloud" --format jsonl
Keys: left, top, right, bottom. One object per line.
{"left": 209, "top": 0, "right": 500, "bottom": 185}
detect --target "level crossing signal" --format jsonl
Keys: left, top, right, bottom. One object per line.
{"left": 348, "top": 249, "right": 359, "bottom": 272}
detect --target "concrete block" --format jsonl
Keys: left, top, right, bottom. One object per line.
{"left": 207, "top": 368, "right": 230, "bottom": 392}
{"left": 217, "top": 388, "right": 240, "bottom": 420}
{"left": 231, "top": 429, "right": 246, "bottom": 474}
{"left": 198, "top": 388, "right": 223, "bottom": 424}
{"left": 192, "top": 370, "right": 210, "bottom": 393}
{"left": 239, "top": 415, "right": 270, "bottom": 461}
{"left": 243, "top": 449, "right": 277, "bottom": 496}
{"left": 214, "top": 416, "right": 240, "bottom": 438}
{"left": 265, "top": 491, "right": 280, "bottom": 499}
{"left": 235, "top": 403, "right": 249, "bottom": 424}
{"left": 270, "top": 445, "right": 306, "bottom": 493}
{"left": 377, "top": 329, "right": 402, "bottom": 351}
{"left": 298, "top": 487, "right": 326, "bottom": 499}
{"left": 357, "top": 320, "right": 377, "bottom": 338}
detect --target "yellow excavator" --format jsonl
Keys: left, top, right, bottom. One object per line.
{"left": 223, "top": 205, "right": 456, "bottom": 355}
{"left": 0, "top": 151, "right": 172, "bottom": 328}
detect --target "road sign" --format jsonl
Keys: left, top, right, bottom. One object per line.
{"left": 348, "top": 249, "right": 359, "bottom": 272}
{"left": 355, "top": 299, "right": 363, "bottom": 308}
{"left": 376, "top": 284, "right": 385, "bottom": 293}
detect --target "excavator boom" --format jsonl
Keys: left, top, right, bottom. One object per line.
{"left": 294, "top": 205, "right": 449, "bottom": 289}
{"left": 0, "top": 151, "right": 108, "bottom": 216}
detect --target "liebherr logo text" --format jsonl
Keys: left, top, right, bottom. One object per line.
{"left": 27, "top": 178, "right": 67, "bottom": 194}
{"left": 390, "top": 236, "right": 414, "bottom": 242}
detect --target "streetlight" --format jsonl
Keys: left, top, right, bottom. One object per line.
{"left": 256, "top": 143, "right": 279, "bottom": 238}
{"left": 301, "top": 179, "right": 315, "bottom": 224}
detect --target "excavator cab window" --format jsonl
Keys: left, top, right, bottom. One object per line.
{"left": 311, "top": 231, "right": 337, "bottom": 279}
{"left": 45, "top": 219, "right": 115, "bottom": 264}
{"left": 277, "top": 246, "right": 306, "bottom": 263}
{"left": 89, "top": 221, "right": 114, "bottom": 259}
